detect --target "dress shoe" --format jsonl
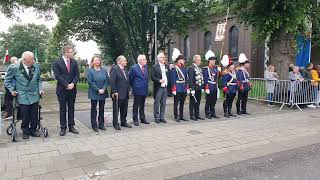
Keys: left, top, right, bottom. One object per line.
{"left": 30, "top": 131, "right": 41, "bottom": 137}
{"left": 229, "top": 112, "right": 237, "bottom": 117}
{"left": 224, "top": 113, "right": 230, "bottom": 118}
{"left": 69, "top": 127, "right": 79, "bottom": 134}
{"left": 237, "top": 111, "right": 243, "bottom": 115}
{"left": 205, "top": 115, "right": 212, "bottom": 119}
{"left": 160, "top": 119, "right": 167, "bottom": 123}
{"left": 113, "top": 125, "right": 121, "bottom": 130}
{"left": 242, "top": 111, "right": 250, "bottom": 115}
{"left": 60, "top": 129, "right": 66, "bottom": 136}
{"left": 141, "top": 121, "right": 150, "bottom": 124}
{"left": 190, "top": 116, "right": 198, "bottom": 121}
{"left": 211, "top": 114, "right": 220, "bottom": 119}
{"left": 196, "top": 116, "right": 205, "bottom": 120}
{"left": 155, "top": 119, "right": 160, "bottom": 123}
{"left": 93, "top": 127, "right": 98, "bottom": 132}
{"left": 175, "top": 118, "right": 180, "bottom": 122}
{"left": 22, "top": 133, "right": 29, "bottom": 139}
{"left": 99, "top": 127, "right": 106, "bottom": 130}
{"left": 180, "top": 117, "right": 189, "bottom": 121}
{"left": 133, "top": 122, "right": 139, "bottom": 126}
{"left": 121, "top": 123, "right": 132, "bottom": 128}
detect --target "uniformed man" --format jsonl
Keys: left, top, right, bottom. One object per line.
{"left": 221, "top": 55, "right": 238, "bottom": 118}
{"left": 203, "top": 50, "right": 221, "bottom": 119}
{"left": 236, "top": 53, "right": 252, "bottom": 115}
{"left": 188, "top": 55, "right": 205, "bottom": 121}
{"left": 170, "top": 48, "right": 189, "bottom": 122}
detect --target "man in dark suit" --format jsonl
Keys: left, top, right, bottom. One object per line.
{"left": 129, "top": 54, "right": 150, "bottom": 126}
{"left": 151, "top": 52, "right": 169, "bottom": 123}
{"left": 52, "top": 46, "right": 80, "bottom": 136}
{"left": 110, "top": 55, "right": 132, "bottom": 130}
{"left": 188, "top": 55, "right": 205, "bottom": 121}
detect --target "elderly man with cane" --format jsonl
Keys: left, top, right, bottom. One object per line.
{"left": 4, "top": 51, "right": 44, "bottom": 139}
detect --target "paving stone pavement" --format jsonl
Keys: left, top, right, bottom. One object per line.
{"left": 0, "top": 83, "right": 319, "bottom": 180}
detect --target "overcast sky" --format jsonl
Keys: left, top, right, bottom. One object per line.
{"left": 0, "top": 8, "right": 100, "bottom": 61}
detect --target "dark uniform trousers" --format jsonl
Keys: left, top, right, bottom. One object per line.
{"left": 132, "top": 95, "right": 146, "bottom": 122}
{"left": 205, "top": 89, "right": 218, "bottom": 116}
{"left": 223, "top": 93, "right": 236, "bottom": 114}
{"left": 20, "top": 102, "right": 39, "bottom": 135}
{"left": 236, "top": 90, "right": 249, "bottom": 113}
{"left": 189, "top": 90, "right": 202, "bottom": 118}
{"left": 112, "top": 98, "right": 128, "bottom": 126}
{"left": 174, "top": 92, "right": 187, "bottom": 118}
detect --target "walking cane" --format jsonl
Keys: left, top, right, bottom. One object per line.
{"left": 192, "top": 94, "right": 198, "bottom": 104}
{"left": 113, "top": 93, "right": 119, "bottom": 127}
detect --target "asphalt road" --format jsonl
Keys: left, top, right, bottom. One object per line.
{"left": 170, "top": 143, "right": 320, "bottom": 180}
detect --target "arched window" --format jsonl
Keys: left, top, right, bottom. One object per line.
{"left": 204, "top": 31, "right": 212, "bottom": 51}
{"left": 229, "top": 26, "right": 239, "bottom": 60}
{"left": 184, "top": 36, "right": 191, "bottom": 60}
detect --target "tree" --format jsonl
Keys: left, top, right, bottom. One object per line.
{"left": 53, "top": 0, "right": 217, "bottom": 64}
{"left": 225, "top": 0, "right": 320, "bottom": 79}
{"left": 0, "top": 23, "right": 51, "bottom": 63}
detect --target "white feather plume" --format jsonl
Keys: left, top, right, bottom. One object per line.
{"left": 172, "top": 48, "right": 181, "bottom": 62}
{"left": 205, "top": 50, "right": 215, "bottom": 60}
{"left": 238, "top": 53, "right": 248, "bottom": 63}
{"left": 221, "top": 55, "right": 230, "bottom": 67}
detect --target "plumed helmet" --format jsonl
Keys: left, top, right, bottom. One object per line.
{"left": 205, "top": 50, "right": 216, "bottom": 61}
{"left": 221, "top": 55, "right": 233, "bottom": 67}
{"left": 172, "top": 48, "right": 181, "bottom": 62}
{"left": 238, "top": 53, "right": 249, "bottom": 64}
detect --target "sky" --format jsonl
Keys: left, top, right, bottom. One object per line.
{"left": 0, "top": 8, "right": 100, "bottom": 61}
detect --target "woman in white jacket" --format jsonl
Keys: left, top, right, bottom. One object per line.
{"left": 264, "top": 64, "right": 279, "bottom": 106}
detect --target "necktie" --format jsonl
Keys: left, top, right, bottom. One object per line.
{"left": 142, "top": 66, "right": 145, "bottom": 75}
{"left": 122, "top": 69, "right": 127, "bottom": 80}
{"left": 66, "top": 59, "right": 71, "bottom": 72}
{"left": 27, "top": 66, "right": 34, "bottom": 79}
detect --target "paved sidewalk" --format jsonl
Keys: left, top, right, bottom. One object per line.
{"left": 1, "top": 83, "right": 319, "bottom": 180}
{"left": 0, "top": 109, "right": 319, "bottom": 180}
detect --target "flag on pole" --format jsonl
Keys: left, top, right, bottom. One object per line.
{"left": 215, "top": 22, "right": 227, "bottom": 42}
{"left": 34, "top": 48, "right": 39, "bottom": 62}
{"left": 3, "top": 48, "right": 9, "bottom": 64}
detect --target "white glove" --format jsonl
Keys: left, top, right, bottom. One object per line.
{"left": 201, "top": 89, "right": 204, "bottom": 93}
{"left": 172, "top": 91, "right": 177, "bottom": 95}
{"left": 191, "top": 90, "right": 195, "bottom": 96}
{"left": 217, "top": 67, "right": 222, "bottom": 72}
{"left": 205, "top": 89, "right": 210, "bottom": 94}
{"left": 187, "top": 89, "right": 190, "bottom": 94}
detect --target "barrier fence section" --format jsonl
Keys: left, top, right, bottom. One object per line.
{"left": 248, "top": 78, "right": 319, "bottom": 111}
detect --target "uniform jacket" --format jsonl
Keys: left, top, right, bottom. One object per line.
{"left": 188, "top": 64, "right": 204, "bottom": 91}
{"left": 129, "top": 64, "right": 149, "bottom": 96}
{"left": 222, "top": 70, "right": 238, "bottom": 94}
{"left": 4, "top": 62, "right": 42, "bottom": 105}
{"left": 170, "top": 64, "right": 188, "bottom": 93}
{"left": 236, "top": 67, "right": 251, "bottom": 91}
{"left": 203, "top": 65, "right": 219, "bottom": 91}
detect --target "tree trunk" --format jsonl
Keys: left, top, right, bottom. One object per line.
{"left": 269, "top": 29, "right": 296, "bottom": 80}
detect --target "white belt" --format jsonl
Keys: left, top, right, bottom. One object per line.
{"left": 176, "top": 80, "right": 185, "bottom": 84}
{"left": 243, "top": 80, "right": 249, "bottom": 83}
{"left": 208, "top": 81, "right": 217, "bottom": 84}
{"left": 227, "top": 82, "right": 237, "bottom": 85}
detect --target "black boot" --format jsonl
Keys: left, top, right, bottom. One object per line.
{"left": 229, "top": 111, "right": 237, "bottom": 117}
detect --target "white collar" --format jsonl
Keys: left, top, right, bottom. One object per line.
{"left": 138, "top": 63, "right": 144, "bottom": 69}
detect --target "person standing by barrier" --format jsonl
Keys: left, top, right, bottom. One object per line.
{"left": 288, "top": 66, "right": 304, "bottom": 106}
{"left": 203, "top": 50, "right": 221, "bottom": 119}
{"left": 87, "top": 55, "right": 109, "bottom": 132}
{"left": 236, "top": 53, "right": 252, "bottom": 115}
{"left": 170, "top": 48, "right": 189, "bottom": 122}
{"left": 221, "top": 55, "right": 238, "bottom": 118}
{"left": 309, "top": 64, "right": 320, "bottom": 105}
{"left": 264, "top": 64, "right": 279, "bottom": 106}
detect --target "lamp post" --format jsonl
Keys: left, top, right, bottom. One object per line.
{"left": 152, "top": 3, "right": 159, "bottom": 64}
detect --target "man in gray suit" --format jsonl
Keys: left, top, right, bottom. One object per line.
{"left": 5, "top": 51, "right": 44, "bottom": 139}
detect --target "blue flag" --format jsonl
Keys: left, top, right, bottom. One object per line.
{"left": 296, "top": 35, "right": 311, "bottom": 67}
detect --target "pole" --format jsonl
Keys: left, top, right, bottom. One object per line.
{"left": 219, "top": 7, "right": 230, "bottom": 62}
{"left": 154, "top": 4, "right": 159, "bottom": 64}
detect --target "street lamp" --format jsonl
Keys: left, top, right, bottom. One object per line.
{"left": 152, "top": 3, "right": 159, "bottom": 64}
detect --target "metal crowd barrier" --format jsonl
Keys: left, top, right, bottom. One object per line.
{"left": 248, "top": 78, "right": 319, "bottom": 111}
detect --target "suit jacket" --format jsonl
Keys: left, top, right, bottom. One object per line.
{"left": 188, "top": 64, "right": 204, "bottom": 91}
{"left": 52, "top": 57, "right": 80, "bottom": 95}
{"left": 129, "top": 64, "right": 148, "bottom": 96}
{"left": 109, "top": 65, "right": 130, "bottom": 100}
{"left": 151, "top": 63, "right": 170, "bottom": 98}
{"left": 4, "top": 62, "right": 42, "bottom": 105}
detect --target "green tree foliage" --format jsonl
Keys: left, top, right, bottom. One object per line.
{"left": 0, "top": 24, "right": 51, "bottom": 63}
{"left": 53, "top": 0, "right": 217, "bottom": 64}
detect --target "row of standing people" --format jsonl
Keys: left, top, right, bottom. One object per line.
{"left": 3, "top": 46, "right": 252, "bottom": 139}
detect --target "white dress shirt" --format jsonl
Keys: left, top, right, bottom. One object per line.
{"left": 159, "top": 63, "right": 167, "bottom": 87}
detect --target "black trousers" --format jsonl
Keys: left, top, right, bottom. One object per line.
{"left": 236, "top": 90, "right": 249, "bottom": 113}
{"left": 205, "top": 89, "right": 218, "bottom": 116}
{"left": 20, "top": 102, "right": 39, "bottom": 135}
{"left": 91, "top": 100, "right": 105, "bottom": 128}
{"left": 132, "top": 95, "right": 146, "bottom": 122}
{"left": 4, "top": 87, "right": 13, "bottom": 116}
{"left": 189, "top": 90, "right": 202, "bottom": 118}
{"left": 223, "top": 93, "right": 236, "bottom": 113}
{"left": 174, "top": 92, "right": 187, "bottom": 118}
{"left": 57, "top": 92, "right": 76, "bottom": 130}
{"left": 113, "top": 98, "right": 128, "bottom": 126}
